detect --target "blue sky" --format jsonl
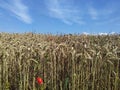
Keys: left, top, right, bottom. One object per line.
{"left": 0, "top": 0, "right": 120, "bottom": 34}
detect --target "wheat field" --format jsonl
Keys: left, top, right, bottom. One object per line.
{"left": 0, "top": 33, "right": 120, "bottom": 90}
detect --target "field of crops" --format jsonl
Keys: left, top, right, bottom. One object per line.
{"left": 0, "top": 33, "right": 120, "bottom": 90}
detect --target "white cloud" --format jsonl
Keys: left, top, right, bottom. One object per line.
{"left": 82, "top": 32, "right": 89, "bottom": 35}
{"left": 46, "top": 0, "right": 120, "bottom": 26}
{"left": 0, "top": 12, "right": 1, "bottom": 15}
{"left": 110, "top": 32, "right": 116, "bottom": 34}
{"left": 88, "top": 7, "right": 98, "bottom": 20}
{"left": 45, "top": 0, "right": 85, "bottom": 25}
{"left": 95, "top": 17, "right": 120, "bottom": 25}
{"left": 0, "top": 0, "right": 32, "bottom": 24}
{"left": 99, "top": 33, "right": 108, "bottom": 35}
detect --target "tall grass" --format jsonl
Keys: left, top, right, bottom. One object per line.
{"left": 0, "top": 33, "right": 120, "bottom": 90}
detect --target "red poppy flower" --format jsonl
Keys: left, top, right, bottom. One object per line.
{"left": 36, "top": 77, "right": 43, "bottom": 85}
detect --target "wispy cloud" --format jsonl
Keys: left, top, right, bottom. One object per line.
{"left": 46, "top": 0, "right": 120, "bottom": 25}
{"left": 95, "top": 17, "right": 120, "bottom": 25}
{"left": 88, "top": 7, "right": 98, "bottom": 20}
{"left": 87, "top": 1, "right": 120, "bottom": 24}
{"left": 0, "top": 0, "right": 32, "bottom": 24}
{"left": 0, "top": 13, "right": 2, "bottom": 17}
{"left": 45, "top": 0, "right": 85, "bottom": 25}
